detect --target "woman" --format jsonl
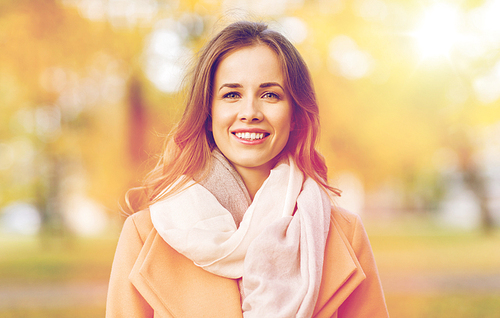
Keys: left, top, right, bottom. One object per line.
{"left": 106, "top": 21, "right": 389, "bottom": 317}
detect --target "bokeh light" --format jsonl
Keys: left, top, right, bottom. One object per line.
{"left": 274, "top": 16, "right": 308, "bottom": 44}
{"left": 413, "top": 3, "right": 461, "bottom": 59}
{"left": 328, "top": 35, "right": 374, "bottom": 79}
{"left": 473, "top": 61, "right": 500, "bottom": 104}
{"left": 144, "top": 19, "right": 194, "bottom": 93}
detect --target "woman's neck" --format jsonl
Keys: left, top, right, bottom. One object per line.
{"left": 234, "top": 165, "right": 272, "bottom": 200}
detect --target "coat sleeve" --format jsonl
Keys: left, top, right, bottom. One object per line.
{"left": 338, "top": 214, "right": 389, "bottom": 318}
{"left": 106, "top": 215, "right": 154, "bottom": 318}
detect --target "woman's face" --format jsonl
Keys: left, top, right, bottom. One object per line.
{"left": 211, "top": 45, "right": 293, "bottom": 177}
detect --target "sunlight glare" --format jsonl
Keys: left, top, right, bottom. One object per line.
{"left": 414, "top": 3, "right": 461, "bottom": 59}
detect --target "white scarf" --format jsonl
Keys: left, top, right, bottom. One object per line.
{"left": 150, "top": 153, "right": 331, "bottom": 317}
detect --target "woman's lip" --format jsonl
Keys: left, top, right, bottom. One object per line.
{"left": 231, "top": 128, "right": 269, "bottom": 134}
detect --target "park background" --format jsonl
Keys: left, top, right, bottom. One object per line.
{"left": 1, "top": 0, "right": 500, "bottom": 317}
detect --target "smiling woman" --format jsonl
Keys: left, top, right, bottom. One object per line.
{"left": 106, "top": 20, "right": 389, "bottom": 318}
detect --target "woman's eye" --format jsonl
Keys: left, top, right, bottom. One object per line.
{"left": 262, "top": 92, "right": 280, "bottom": 100}
{"left": 223, "top": 92, "right": 240, "bottom": 99}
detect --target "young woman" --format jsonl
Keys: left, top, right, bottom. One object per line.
{"left": 106, "top": 21, "right": 389, "bottom": 318}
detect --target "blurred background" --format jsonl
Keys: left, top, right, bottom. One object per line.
{"left": 1, "top": 0, "right": 499, "bottom": 317}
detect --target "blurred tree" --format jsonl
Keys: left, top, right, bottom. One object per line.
{"left": 0, "top": 0, "right": 149, "bottom": 237}
{"left": 1, "top": 0, "right": 499, "bottom": 236}
{"left": 296, "top": 0, "right": 500, "bottom": 229}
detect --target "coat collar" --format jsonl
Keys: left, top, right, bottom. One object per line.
{"left": 129, "top": 213, "right": 365, "bottom": 317}
{"left": 313, "top": 215, "right": 367, "bottom": 317}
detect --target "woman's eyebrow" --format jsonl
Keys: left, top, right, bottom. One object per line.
{"left": 218, "top": 82, "right": 284, "bottom": 92}
{"left": 218, "top": 83, "right": 242, "bottom": 91}
{"left": 260, "top": 82, "right": 284, "bottom": 90}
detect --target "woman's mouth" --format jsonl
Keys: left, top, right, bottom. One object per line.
{"left": 233, "top": 132, "right": 269, "bottom": 141}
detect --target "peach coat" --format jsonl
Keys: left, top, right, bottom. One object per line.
{"left": 106, "top": 208, "right": 389, "bottom": 318}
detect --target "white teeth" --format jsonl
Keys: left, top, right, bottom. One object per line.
{"left": 235, "top": 132, "right": 265, "bottom": 141}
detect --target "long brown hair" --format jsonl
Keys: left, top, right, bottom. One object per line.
{"left": 127, "top": 20, "right": 340, "bottom": 213}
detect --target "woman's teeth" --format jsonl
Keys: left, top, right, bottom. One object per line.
{"left": 235, "top": 132, "right": 265, "bottom": 141}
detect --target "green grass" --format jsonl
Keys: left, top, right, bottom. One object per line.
{"left": 0, "top": 234, "right": 117, "bottom": 317}
{"left": 385, "top": 294, "right": 500, "bottom": 318}
{"left": 0, "top": 235, "right": 118, "bottom": 284}
{"left": 0, "top": 306, "right": 105, "bottom": 318}
{"left": 370, "top": 230, "right": 500, "bottom": 274}
{"left": 366, "top": 218, "right": 500, "bottom": 318}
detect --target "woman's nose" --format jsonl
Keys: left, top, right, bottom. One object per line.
{"left": 238, "top": 97, "right": 263, "bottom": 122}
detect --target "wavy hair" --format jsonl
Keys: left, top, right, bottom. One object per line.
{"left": 126, "top": 20, "right": 340, "bottom": 213}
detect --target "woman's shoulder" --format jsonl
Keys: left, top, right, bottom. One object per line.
{"left": 331, "top": 205, "right": 360, "bottom": 223}
{"left": 330, "top": 205, "right": 365, "bottom": 242}
{"left": 122, "top": 209, "right": 154, "bottom": 242}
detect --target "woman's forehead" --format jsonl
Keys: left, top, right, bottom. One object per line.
{"left": 214, "top": 45, "right": 286, "bottom": 88}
